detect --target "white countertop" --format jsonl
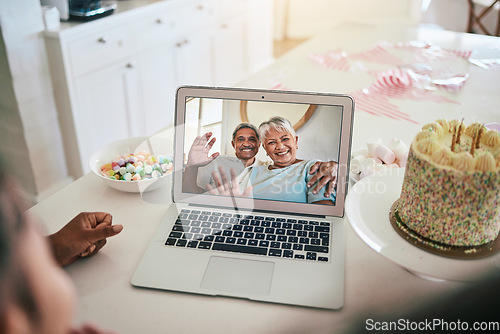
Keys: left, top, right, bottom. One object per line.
{"left": 30, "top": 22, "right": 500, "bottom": 333}
{"left": 45, "top": 0, "right": 188, "bottom": 38}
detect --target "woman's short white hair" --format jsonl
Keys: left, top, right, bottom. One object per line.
{"left": 258, "top": 116, "right": 296, "bottom": 140}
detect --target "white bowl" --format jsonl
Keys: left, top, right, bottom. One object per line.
{"left": 89, "top": 135, "right": 173, "bottom": 193}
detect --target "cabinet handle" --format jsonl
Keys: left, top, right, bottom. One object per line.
{"left": 126, "top": 63, "right": 133, "bottom": 68}
{"left": 97, "top": 36, "right": 108, "bottom": 44}
{"left": 156, "top": 18, "right": 163, "bottom": 24}
{"left": 197, "top": 5, "right": 204, "bottom": 10}
{"left": 176, "top": 39, "right": 189, "bottom": 47}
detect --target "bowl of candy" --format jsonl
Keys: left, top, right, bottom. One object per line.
{"left": 89, "top": 136, "right": 174, "bottom": 193}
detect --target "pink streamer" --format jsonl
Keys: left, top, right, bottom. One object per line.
{"left": 350, "top": 89, "right": 419, "bottom": 124}
{"left": 349, "top": 68, "right": 461, "bottom": 124}
{"left": 469, "top": 58, "right": 500, "bottom": 70}
{"left": 432, "top": 74, "right": 469, "bottom": 93}
{"left": 308, "top": 49, "right": 353, "bottom": 71}
{"left": 304, "top": 40, "right": 476, "bottom": 123}
{"left": 270, "top": 81, "right": 289, "bottom": 91}
{"left": 350, "top": 45, "right": 404, "bottom": 65}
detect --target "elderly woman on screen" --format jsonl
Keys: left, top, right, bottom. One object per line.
{"left": 208, "top": 116, "right": 336, "bottom": 205}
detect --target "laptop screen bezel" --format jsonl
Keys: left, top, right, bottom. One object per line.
{"left": 173, "top": 86, "right": 354, "bottom": 217}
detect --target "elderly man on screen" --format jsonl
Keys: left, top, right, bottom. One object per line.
{"left": 206, "top": 117, "right": 337, "bottom": 205}
{"left": 183, "top": 122, "right": 338, "bottom": 198}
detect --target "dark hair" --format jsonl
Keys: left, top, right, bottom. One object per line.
{"left": 0, "top": 160, "right": 39, "bottom": 331}
{"left": 232, "top": 123, "right": 259, "bottom": 141}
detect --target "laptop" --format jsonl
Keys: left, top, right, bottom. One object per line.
{"left": 131, "top": 86, "right": 354, "bottom": 309}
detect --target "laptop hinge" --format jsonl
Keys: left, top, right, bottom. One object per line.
{"left": 187, "top": 203, "right": 327, "bottom": 219}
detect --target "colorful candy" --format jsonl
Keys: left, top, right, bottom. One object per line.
{"left": 100, "top": 152, "right": 173, "bottom": 181}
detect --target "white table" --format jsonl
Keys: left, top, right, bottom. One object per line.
{"left": 30, "top": 23, "right": 500, "bottom": 333}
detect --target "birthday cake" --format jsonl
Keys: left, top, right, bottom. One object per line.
{"left": 391, "top": 119, "right": 500, "bottom": 257}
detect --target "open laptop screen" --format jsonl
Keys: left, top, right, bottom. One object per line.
{"left": 173, "top": 87, "right": 354, "bottom": 217}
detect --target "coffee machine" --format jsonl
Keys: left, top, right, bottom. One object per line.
{"left": 68, "top": 0, "right": 116, "bottom": 20}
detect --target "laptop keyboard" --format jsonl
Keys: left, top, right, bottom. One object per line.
{"left": 165, "top": 209, "right": 331, "bottom": 262}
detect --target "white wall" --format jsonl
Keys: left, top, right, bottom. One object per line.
{"left": 421, "top": 0, "right": 498, "bottom": 34}
{"left": 278, "top": 0, "right": 424, "bottom": 39}
{"left": 275, "top": 0, "right": 499, "bottom": 39}
{"left": 0, "top": 0, "right": 70, "bottom": 206}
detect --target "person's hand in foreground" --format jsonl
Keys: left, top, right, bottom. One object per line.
{"left": 48, "top": 212, "right": 123, "bottom": 267}
{"left": 207, "top": 167, "right": 252, "bottom": 197}
{"left": 186, "top": 132, "right": 220, "bottom": 167}
{"left": 307, "top": 161, "right": 338, "bottom": 197}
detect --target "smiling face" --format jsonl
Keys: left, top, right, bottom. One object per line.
{"left": 231, "top": 127, "right": 260, "bottom": 166}
{"left": 262, "top": 128, "right": 299, "bottom": 168}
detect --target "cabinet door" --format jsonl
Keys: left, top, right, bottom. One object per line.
{"left": 247, "top": 0, "right": 274, "bottom": 72}
{"left": 213, "top": 14, "right": 247, "bottom": 86}
{"left": 174, "top": 30, "right": 214, "bottom": 86}
{"left": 73, "top": 58, "right": 143, "bottom": 173}
{"left": 138, "top": 43, "right": 178, "bottom": 135}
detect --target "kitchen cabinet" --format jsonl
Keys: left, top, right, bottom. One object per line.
{"left": 73, "top": 58, "right": 142, "bottom": 165}
{"left": 174, "top": 30, "right": 214, "bottom": 86}
{"left": 211, "top": 0, "right": 275, "bottom": 85}
{"left": 137, "top": 42, "right": 178, "bottom": 136}
{"left": 134, "top": 11, "right": 180, "bottom": 137}
{"left": 45, "top": 0, "right": 274, "bottom": 179}
{"left": 45, "top": 22, "right": 143, "bottom": 178}
{"left": 213, "top": 14, "right": 247, "bottom": 85}
{"left": 247, "top": 0, "right": 275, "bottom": 72}
{"left": 138, "top": 29, "right": 214, "bottom": 136}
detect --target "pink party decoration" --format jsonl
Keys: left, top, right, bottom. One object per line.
{"left": 370, "top": 68, "right": 412, "bottom": 94}
{"left": 270, "top": 81, "right": 289, "bottom": 91}
{"left": 469, "top": 58, "right": 500, "bottom": 70}
{"left": 349, "top": 68, "right": 459, "bottom": 124}
{"left": 432, "top": 74, "right": 469, "bottom": 93}
{"left": 413, "top": 48, "right": 472, "bottom": 63}
{"left": 308, "top": 49, "right": 353, "bottom": 71}
{"left": 304, "top": 40, "right": 478, "bottom": 123}
{"left": 350, "top": 44, "right": 404, "bottom": 65}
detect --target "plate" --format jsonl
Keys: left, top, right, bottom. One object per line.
{"left": 345, "top": 168, "right": 500, "bottom": 282}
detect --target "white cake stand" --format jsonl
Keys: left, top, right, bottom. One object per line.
{"left": 345, "top": 168, "right": 500, "bottom": 282}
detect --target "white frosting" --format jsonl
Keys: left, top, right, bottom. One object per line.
{"left": 415, "top": 119, "right": 499, "bottom": 172}
{"left": 475, "top": 152, "right": 496, "bottom": 172}
{"left": 482, "top": 130, "right": 500, "bottom": 148}
{"left": 452, "top": 152, "right": 475, "bottom": 171}
{"left": 417, "top": 138, "right": 441, "bottom": 155}
{"left": 431, "top": 147, "right": 454, "bottom": 166}
{"left": 422, "top": 122, "right": 444, "bottom": 137}
{"left": 435, "top": 119, "right": 449, "bottom": 133}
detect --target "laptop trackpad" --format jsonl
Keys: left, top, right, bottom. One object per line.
{"left": 201, "top": 256, "right": 274, "bottom": 296}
